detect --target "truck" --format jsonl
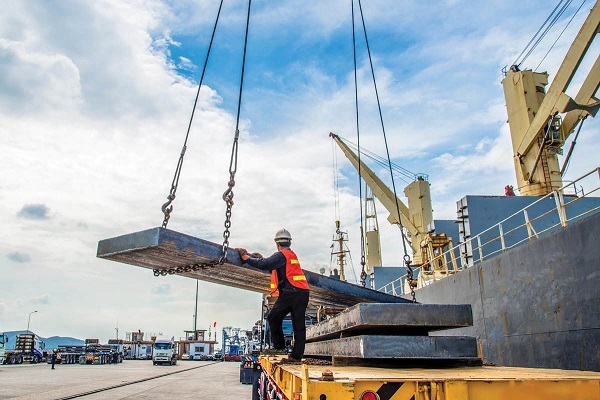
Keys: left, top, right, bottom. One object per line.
{"left": 253, "top": 302, "right": 600, "bottom": 400}
{"left": 152, "top": 336, "right": 177, "bottom": 365}
{"left": 4, "top": 333, "right": 46, "bottom": 364}
{"left": 48, "top": 339, "right": 118, "bottom": 365}
{"left": 0, "top": 332, "right": 7, "bottom": 364}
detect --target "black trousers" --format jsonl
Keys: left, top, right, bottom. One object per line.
{"left": 267, "top": 289, "right": 309, "bottom": 360}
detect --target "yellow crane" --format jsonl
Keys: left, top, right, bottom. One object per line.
{"left": 502, "top": 2, "right": 600, "bottom": 196}
{"left": 329, "top": 133, "right": 453, "bottom": 278}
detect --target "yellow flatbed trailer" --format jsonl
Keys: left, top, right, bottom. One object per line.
{"left": 258, "top": 356, "right": 600, "bottom": 400}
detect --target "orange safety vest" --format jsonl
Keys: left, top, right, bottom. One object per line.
{"left": 270, "top": 249, "right": 309, "bottom": 295}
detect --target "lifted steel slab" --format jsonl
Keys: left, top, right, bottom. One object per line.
{"left": 306, "top": 303, "right": 473, "bottom": 341}
{"left": 96, "top": 227, "right": 409, "bottom": 308}
{"left": 304, "top": 335, "right": 478, "bottom": 360}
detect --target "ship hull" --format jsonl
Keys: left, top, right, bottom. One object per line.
{"left": 405, "top": 211, "right": 600, "bottom": 371}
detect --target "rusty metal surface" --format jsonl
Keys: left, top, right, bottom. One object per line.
{"left": 306, "top": 303, "right": 473, "bottom": 341}
{"left": 304, "top": 335, "right": 479, "bottom": 360}
{"left": 97, "top": 227, "right": 409, "bottom": 308}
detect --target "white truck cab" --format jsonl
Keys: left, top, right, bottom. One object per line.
{"left": 152, "top": 337, "right": 177, "bottom": 365}
{"left": 0, "top": 333, "right": 7, "bottom": 364}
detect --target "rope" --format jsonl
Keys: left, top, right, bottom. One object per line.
{"left": 161, "top": 0, "right": 225, "bottom": 228}
{"left": 357, "top": 0, "right": 415, "bottom": 301}
{"left": 332, "top": 138, "right": 341, "bottom": 222}
{"left": 335, "top": 135, "right": 428, "bottom": 185}
{"left": 351, "top": 0, "right": 367, "bottom": 287}
{"left": 219, "top": 0, "right": 252, "bottom": 263}
{"left": 535, "top": 0, "right": 588, "bottom": 72}
{"left": 513, "top": 0, "right": 575, "bottom": 68}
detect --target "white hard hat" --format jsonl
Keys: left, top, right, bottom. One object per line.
{"left": 274, "top": 228, "right": 292, "bottom": 243}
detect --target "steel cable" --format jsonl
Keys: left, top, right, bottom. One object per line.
{"left": 514, "top": 0, "right": 575, "bottom": 68}
{"left": 357, "top": 0, "right": 415, "bottom": 300}
{"left": 351, "top": 0, "right": 368, "bottom": 287}
{"left": 535, "top": 0, "right": 589, "bottom": 72}
{"left": 161, "top": 0, "right": 225, "bottom": 228}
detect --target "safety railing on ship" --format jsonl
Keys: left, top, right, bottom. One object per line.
{"left": 378, "top": 167, "right": 600, "bottom": 297}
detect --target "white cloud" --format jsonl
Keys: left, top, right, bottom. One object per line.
{"left": 0, "top": 0, "right": 597, "bottom": 343}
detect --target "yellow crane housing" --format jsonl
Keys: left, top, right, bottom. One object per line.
{"left": 502, "top": 2, "right": 600, "bottom": 196}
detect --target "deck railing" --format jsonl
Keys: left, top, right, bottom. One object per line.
{"left": 378, "top": 167, "right": 600, "bottom": 297}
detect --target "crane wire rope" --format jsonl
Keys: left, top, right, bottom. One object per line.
{"left": 351, "top": 0, "right": 368, "bottom": 288}
{"left": 345, "top": 243, "right": 359, "bottom": 283}
{"left": 156, "top": 0, "right": 251, "bottom": 276}
{"left": 336, "top": 135, "right": 428, "bottom": 185}
{"left": 161, "top": 0, "right": 225, "bottom": 228}
{"left": 535, "top": 0, "right": 589, "bottom": 72}
{"left": 219, "top": 0, "right": 253, "bottom": 263}
{"left": 332, "top": 138, "right": 341, "bottom": 223}
{"left": 356, "top": 0, "right": 416, "bottom": 301}
{"left": 513, "top": 0, "right": 575, "bottom": 68}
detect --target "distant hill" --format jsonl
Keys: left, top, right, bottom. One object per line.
{"left": 3, "top": 330, "right": 84, "bottom": 351}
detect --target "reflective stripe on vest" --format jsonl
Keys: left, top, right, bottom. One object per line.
{"left": 280, "top": 249, "right": 309, "bottom": 290}
{"left": 270, "top": 270, "right": 279, "bottom": 297}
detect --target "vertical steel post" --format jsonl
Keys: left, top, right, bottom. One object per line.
{"left": 194, "top": 280, "right": 199, "bottom": 340}
{"left": 477, "top": 236, "right": 484, "bottom": 262}
{"left": 499, "top": 223, "right": 506, "bottom": 251}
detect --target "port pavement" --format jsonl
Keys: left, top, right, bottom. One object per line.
{"left": 0, "top": 360, "right": 251, "bottom": 399}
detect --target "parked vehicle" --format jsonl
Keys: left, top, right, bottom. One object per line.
{"left": 152, "top": 337, "right": 177, "bottom": 365}
{"left": 0, "top": 333, "right": 7, "bottom": 364}
{"left": 4, "top": 333, "right": 46, "bottom": 364}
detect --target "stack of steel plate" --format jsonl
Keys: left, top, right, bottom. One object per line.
{"left": 305, "top": 303, "right": 480, "bottom": 365}
{"left": 96, "top": 227, "right": 411, "bottom": 308}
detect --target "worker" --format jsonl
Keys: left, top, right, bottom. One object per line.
{"left": 237, "top": 228, "right": 310, "bottom": 361}
{"left": 51, "top": 349, "right": 58, "bottom": 370}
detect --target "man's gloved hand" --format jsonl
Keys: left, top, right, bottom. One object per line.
{"left": 251, "top": 252, "right": 263, "bottom": 259}
{"left": 236, "top": 248, "right": 250, "bottom": 261}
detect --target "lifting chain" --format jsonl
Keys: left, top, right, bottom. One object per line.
{"left": 359, "top": 241, "right": 367, "bottom": 287}
{"left": 220, "top": 128, "right": 240, "bottom": 264}
{"left": 152, "top": 128, "right": 240, "bottom": 277}
{"left": 153, "top": 261, "right": 220, "bottom": 277}
{"left": 405, "top": 254, "right": 416, "bottom": 303}
{"left": 161, "top": 146, "right": 186, "bottom": 228}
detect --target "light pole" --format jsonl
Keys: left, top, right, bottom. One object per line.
{"left": 27, "top": 310, "right": 38, "bottom": 334}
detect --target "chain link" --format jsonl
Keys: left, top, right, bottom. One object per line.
{"left": 359, "top": 269, "right": 367, "bottom": 287}
{"left": 153, "top": 260, "right": 221, "bottom": 277}
{"left": 155, "top": 129, "right": 239, "bottom": 277}
{"left": 161, "top": 150, "right": 186, "bottom": 228}
{"left": 161, "top": 194, "right": 175, "bottom": 228}
{"left": 404, "top": 254, "right": 416, "bottom": 303}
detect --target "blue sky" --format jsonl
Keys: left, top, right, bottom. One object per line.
{"left": 1, "top": 0, "right": 598, "bottom": 343}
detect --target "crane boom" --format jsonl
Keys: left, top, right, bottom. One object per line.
{"left": 329, "top": 133, "right": 417, "bottom": 229}
{"left": 561, "top": 55, "right": 600, "bottom": 135}
{"left": 330, "top": 132, "right": 436, "bottom": 265}
{"left": 503, "top": 1, "right": 600, "bottom": 196}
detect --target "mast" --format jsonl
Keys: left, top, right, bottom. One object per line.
{"left": 332, "top": 220, "right": 349, "bottom": 281}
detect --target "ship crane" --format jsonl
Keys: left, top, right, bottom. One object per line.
{"left": 329, "top": 133, "right": 453, "bottom": 284}
{"left": 502, "top": 1, "right": 600, "bottom": 196}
